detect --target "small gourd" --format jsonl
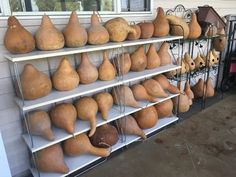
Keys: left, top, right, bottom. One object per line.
{"left": 184, "top": 82, "right": 194, "bottom": 105}
{"left": 153, "top": 7, "right": 169, "bottom": 37}
{"left": 184, "top": 53, "right": 195, "bottom": 71}
{"left": 206, "top": 50, "right": 216, "bottom": 67}
{"left": 176, "top": 58, "right": 187, "bottom": 74}
{"left": 158, "top": 42, "right": 172, "bottom": 66}
{"left": 188, "top": 12, "right": 201, "bottom": 39}
{"left": 127, "top": 23, "right": 141, "bottom": 40}
{"left": 206, "top": 78, "right": 214, "bottom": 98}
{"left": 138, "top": 22, "right": 154, "bottom": 39}
{"left": 212, "top": 49, "right": 220, "bottom": 64}
{"left": 194, "top": 53, "right": 205, "bottom": 70}
{"left": 130, "top": 46, "right": 147, "bottom": 71}
{"left": 172, "top": 92, "right": 190, "bottom": 113}
{"left": 213, "top": 28, "right": 226, "bottom": 52}
{"left": 191, "top": 78, "right": 205, "bottom": 98}
{"left": 146, "top": 44, "right": 161, "bottom": 69}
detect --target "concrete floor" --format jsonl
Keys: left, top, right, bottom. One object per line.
{"left": 80, "top": 92, "right": 236, "bottom": 177}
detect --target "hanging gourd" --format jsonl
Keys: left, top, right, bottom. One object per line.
{"left": 194, "top": 53, "right": 205, "bottom": 70}
{"left": 146, "top": 44, "right": 161, "bottom": 69}
{"left": 138, "top": 21, "right": 154, "bottom": 39}
{"left": 131, "top": 84, "right": 156, "bottom": 102}
{"left": 158, "top": 42, "right": 173, "bottom": 66}
{"left": 184, "top": 82, "right": 194, "bottom": 105}
{"left": 142, "top": 79, "right": 168, "bottom": 98}
{"left": 184, "top": 53, "right": 195, "bottom": 71}
{"left": 213, "top": 28, "right": 226, "bottom": 52}
{"left": 172, "top": 92, "right": 190, "bottom": 113}
{"left": 153, "top": 7, "right": 169, "bottom": 37}
{"left": 113, "top": 52, "right": 131, "bottom": 75}
{"left": 155, "top": 99, "right": 173, "bottom": 118}
{"left": 130, "top": 45, "right": 147, "bottom": 71}
{"left": 212, "top": 48, "right": 220, "bottom": 64}
{"left": 176, "top": 58, "right": 187, "bottom": 75}
{"left": 206, "top": 78, "right": 215, "bottom": 98}
{"left": 188, "top": 12, "right": 201, "bottom": 39}
{"left": 127, "top": 23, "right": 141, "bottom": 40}
{"left": 191, "top": 78, "right": 205, "bottom": 98}
{"left": 206, "top": 50, "right": 216, "bottom": 67}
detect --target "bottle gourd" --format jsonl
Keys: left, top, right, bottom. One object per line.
{"left": 153, "top": 7, "right": 169, "bottom": 37}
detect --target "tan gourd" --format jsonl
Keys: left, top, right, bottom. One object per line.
{"left": 105, "top": 17, "right": 136, "bottom": 42}
{"left": 52, "top": 58, "right": 79, "bottom": 91}
{"left": 165, "top": 70, "right": 177, "bottom": 78}
{"left": 158, "top": 42, "right": 172, "bottom": 66}
{"left": 113, "top": 53, "right": 131, "bottom": 75}
{"left": 127, "top": 23, "right": 141, "bottom": 40}
{"left": 117, "top": 115, "right": 146, "bottom": 139}
{"left": 184, "top": 60, "right": 190, "bottom": 73}
{"left": 206, "top": 78, "right": 214, "bottom": 97}
{"left": 28, "top": 110, "right": 54, "bottom": 141}
{"left": 184, "top": 82, "right": 194, "bottom": 105}
{"left": 146, "top": 44, "right": 161, "bottom": 69}
{"left": 206, "top": 50, "right": 216, "bottom": 67}
{"left": 191, "top": 78, "right": 205, "bottom": 98}
{"left": 213, "top": 28, "right": 226, "bottom": 52}
{"left": 154, "top": 99, "right": 173, "bottom": 118}
{"left": 153, "top": 74, "right": 180, "bottom": 94}
{"left": 75, "top": 97, "right": 98, "bottom": 137}
{"left": 20, "top": 64, "right": 52, "bottom": 100}
{"left": 130, "top": 84, "right": 156, "bottom": 102}
{"left": 63, "top": 133, "right": 110, "bottom": 157}
{"left": 176, "top": 58, "right": 187, "bottom": 74}
{"left": 94, "top": 92, "right": 113, "bottom": 120}
{"left": 188, "top": 12, "right": 201, "bottom": 39}
{"left": 134, "top": 106, "right": 158, "bottom": 129}
{"left": 166, "top": 15, "right": 190, "bottom": 39}
{"left": 142, "top": 79, "right": 168, "bottom": 98}
{"left": 172, "top": 92, "right": 190, "bottom": 113}
{"left": 153, "top": 7, "right": 169, "bottom": 37}
{"left": 212, "top": 49, "right": 220, "bottom": 64}
{"left": 87, "top": 11, "right": 109, "bottom": 45}
{"left": 130, "top": 45, "right": 147, "bottom": 71}
{"left": 63, "top": 11, "right": 87, "bottom": 47}
{"left": 194, "top": 53, "right": 205, "bottom": 70}
{"left": 111, "top": 85, "right": 139, "bottom": 108}
{"left": 35, "top": 15, "right": 64, "bottom": 50}
{"left": 98, "top": 51, "right": 116, "bottom": 81}
{"left": 35, "top": 144, "right": 69, "bottom": 173}
{"left": 4, "top": 16, "right": 35, "bottom": 54}
{"left": 50, "top": 103, "right": 77, "bottom": 134}
{"left": 138, "top": 22, "right": 154, "bottom": 39}
{"left": 184, "top": 53, "right": 195, "bottom": 71}
{"left": 77, "top": 53, "right": 98, "bottom": 84}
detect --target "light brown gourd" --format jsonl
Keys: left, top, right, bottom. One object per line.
{"left": 213, "top": 28, "right": 226, "bottom": 52}
{"left": 184, "top": 60, "right": 190, "bottom": 73}
{"left": 127, "top": 23, "right": 141, "bottom": 40}
{"left": 28, "top": 110, "right": 54, "bottom": 141}
{"left": 165, "top": 70, "right": 177, "bottom": 78}
{"left": 77, "top": 53, "right": 98, "bottom": 84}
{"left": 4, "top": 16, "right": 35, "bottom": 54}
{"left": 63, "top": 11, "right": 87, "bottom": 47}
{"left": 75, "top": 97, "right": 98, "bottom": 137}
{"left": 172, "top": 92, "right": 190, "bottom": 113}
{"left": 87, "top": 11, "right": 109, "bottom": 45}
{"left": 35, "top": 15, "right": 64, "bottom": 50}
{"left": 154, "top": 99, "right": 173, "bottom": 118}
{"left": 133, "top": 106, "right": 158, "bottom": 129}
{"left": 142, "top": 79, "right": 168, "bottom": 98}
{"left": 146, "top": 44, "right": 161, "bottom": 69}
{"left": 184, "top": 82, "right": 194, "bottom": 105}
{"left": 63, "top": 133, "right": 110, "bottom": 157}
{"left": 117, "top": 115, "right": 146, "bottom": 139}
{"left": 153, "top": 7, "right": 169, "bottom": 37}
{"left": 130, "top": 84, "right": 156, "bottom": 102}
{"left": 52, "top": 58, "right": 80, "bottom": 91}
{"left": 206, "top": 78, "right": 214, "bottom": 97}
{"left": 158, "top": 42, "right": 172, "bottom": 66}
{"left": 94, "top": 92, "right": 113, "bottom": 120}
{"left": 130, "top": 46, "right": 147, "bottom": 71}
{"left": 212, "top": 49, "right": 220, "bottom": 64}
{"left": 113, "top": 53, "right": 131, "bottom": 75}
{"left": 20, "top": 64, "right": 52, "bottom": 100}
{"left": 98, "top": 51, "right": 116, "bottom": 81}
{"left": 35, "top": 144, "right": 69, "bottom": 173}
{"left": 191, "top": 78, "right": 205, "bottom": 98}
{"left": 184, "top": 53, "right": 195, "bottom": 71}
{"left": 188, "top": 12, "right": 201, "bottom": 39}
{"left": 138, "top": 22, "right": 154, "bottom": 39}
{"left": 50, "top": 103, "right": 77, "bottom": 134}
{"left": 194, "top": 53, "right": 205, "bottom": 70}
{"left": 112, "top": 85, "right": 139, "bottom": 108}
{"left": 206, "top": 50, "right": 216, "bottom": 67}
{"left": 176, "top": 58, "right": 187, "bottom": 74}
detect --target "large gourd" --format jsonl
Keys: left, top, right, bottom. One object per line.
{"left": 158, "top": 42, "right": 172, "bottom": 66}
{"left": 133, "top": 106, "right": 158, "bottom": 129}
{"left": 63, "top": 133, "right": 110, "bottom": 157}
{"left": 98, "top": 51, "right": 116, "bottom": 81}
{"left": 194, "top": 53, "right": 205, "bottom": 70}
{"left": 35, "top": 15, "right": 64, "bottom": 50}
{"left": 213, "top": 28, "right": 226, "bottom": 52}
{"left": 127, "top": 23, "right": 141, "bottom": 40}
{"left": 153, "top": 7, "right": 169, "bottom": 37}
{"left": 184, "top": 53, "right": 195, "bottom": 71}
{"left": 138, "top": 22, "right": 154, "bottom": 39}
{"left": 77, "top": 53, "right": 98, "bottom": 84}
{"left": 94, "top": 92, "right": 113, "bottom": 120}
{"left": 173, "top": 92, "right": 190, "bottom": 113}
{"left": 154, "top": 99, "right": 173, "bottom": 118}
{"left": 142, "top": 79, "right": 168, "bottom": 98}
{"left": 4, "top": 16, "right": 35, "bottom": 54}
{"left": 75, "top": 97, "right": 98, "bottom": 137}
{"left": 105, "top": 17, "right": 136, "bottom": 42}
{"left": 35, "top": 144, "right": 69, "bottom": 173}
{"left": 20, "top": 64, "right": 52, "bottom": 100}
{"left": 87, "top": 11, "right": 109, "bottom": 45}
{"left": 63, "top": 11, "right": 87, "bottom": 47}
{"left": 28, "top": 110, "right": 54, "bottom": 141}
{"left": 52, "top": 58, "right": 79, "bottom": 91}
{"left": 50, "top": 103, "right": 77, "bottom": 134}
{"left": 188, "top": 12, "right": 201, "bottom": 39}
{"left": 113, "top": 53, "right": 131, "bottom": 75}
{"left": 146, "top": 44, "right": 161, "bottom": 69}
{"left": 191, "top": 78, "right": 204, "bottom": 98}
{"left": 184, "top": 82, "right": 194, "bottom": 105}
{"left": 130, "top": 45, "right": 147, "bottom": 71}
{"left": 131, "top": 84, "right": 156, "bottom": 102}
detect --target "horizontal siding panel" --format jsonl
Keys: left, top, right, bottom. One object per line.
{"left": 0, "top": 93, "right": 16, "bottom": 111}
{"left": 0, "top": 77, "right": 14, "bottom": 94}
{"left": 0, "top": 107, "right": 20, "bottom": 126}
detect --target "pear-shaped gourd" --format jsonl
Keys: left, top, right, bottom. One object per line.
{"left": 158, "top": 42, "right": 172, "bottom": 66}
{"left": 127, "top": 23, "right": 141, "bottom": 40}
{"left": 75, "top": 97, "right": 98, "bottom": 137}
{"left": 50, "top": 103, "right": 77, "bottom": 134}
{"left": 35, "top": 144, "right": 69, "bottom": 173}
{"left": 35, "top": 15, "right": 64, "bottom": 50}
{"left": 112, "top": 85, "right": 139, "bottom": 108}
{"left": 117, "top": 115, "right": 146, "bottom": 139}
{"left": 184, "top": 82, "right": 194, "bottom": 105}
{"left": 98, "top": 51, "right": 116, "bottom": 81}
{"left": 113, "top": 53, "right": 131, "bottom": 75}
{"left": 63, "top": 133, "right": 110, "bottom": 157}
{"left": 142, "top": 79, "right": 168, "bottom": 98}
{"left": 188, "top": 12, "right": 201, "bottom": 39}
{"left": 184, "top": 60, "right": 190, "bottom": 73}
{"left": 194, "top": 53, "right": 205, "bottom": 70}
{"left": 138, "top": 22, "right": 154, "bottom": 39}
{"left": 146, "top": 44, "right": 161, "bottom": 69}
{"left": 206, "top": 78, "right": 214, "bottom": 97}
{"left": 191, "top": 78, "right": 205, "bottom": 98}
{"left": 153, "top": 7, "right": 169, "bottom": 37}
{"left": 176, "top": 58, "right": 187, "bottom": 74}
{"left": 4, "top": 16, "right": 35, "bottom": 54}
{"left": 133, "top": 106, "right": 158, "bottom": 129}
{"left": 77, "top": 53, "right": 98, "bottom": 84}
{"left": 154, "top": 99, "right": 173, "bottom": 118}
{"left": 130, "top": 45, "right": 147, "bottom": 71}
{"left": 87, "top": 11, "right": 109, "bottom": 45}
{"left": 105, "top": 17, "right": 137, "bottom": 42}
{"left": 90, "top": 124, "right": 119, "bottom": 148}
{"left": 212, "top": 49, "right": 220, "bottom": 64}
{"left": 166, "top": 15, "right": 190, "bottom": 39}
{"left": 130, "top": 84, "right": 156, "bottom": 102}
{"left": 94, "top": 92, "right": 113, "bottom": 120}
{"left": 28, "top": 110, "right": 54, "bottom": 140}
{"left": 52, "top": 58, "right": 79, "bottom": 91}
{"left": 63, "top": 11, "right": 87, "bottom": 47}
{"left": 184, "top": 53, "right": 195, "bottom": 71}
{"left": 213, "top": 28, "right": 226, "bottom": 52}
{"left": 172, "top": 92, "right": 190, "bottom": 113}
{"left": 20, "top": 64, "right": 52, "bottom": 100}
{"left": 206, "top": 50, "right": 216, "bottom": 67}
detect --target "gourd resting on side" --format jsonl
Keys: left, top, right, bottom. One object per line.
{"left": 142, "top": 79, "right": 168, "bottom": 98}
{"left": 131, "top": 84, "right": 156, "bottom": 103}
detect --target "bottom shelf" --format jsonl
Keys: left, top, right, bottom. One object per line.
{"left": 30, "top": 116, "right": 178, "bottom": 177}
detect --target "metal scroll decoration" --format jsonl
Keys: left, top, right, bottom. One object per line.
{"left": 166, "top": 4, "right": 192, "bottom": 22}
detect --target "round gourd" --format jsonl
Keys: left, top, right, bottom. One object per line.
{"left": 155, "top": 99, "right": 173, "bottom": 118}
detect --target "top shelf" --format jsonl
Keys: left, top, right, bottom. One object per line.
{"left": 4, "top": 36, "right": 183, "bottom": 62}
